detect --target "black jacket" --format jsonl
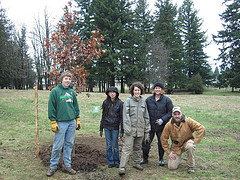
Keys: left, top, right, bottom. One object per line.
{"left": 100, "top": 99, "right": 124, "bottom": 133}
{"left": 146, "top": 94, "right": 173, "bottom": 131}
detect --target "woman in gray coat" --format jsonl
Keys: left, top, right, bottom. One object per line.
{"left": 119, "top": 82, "right": 150, "bottom": 176}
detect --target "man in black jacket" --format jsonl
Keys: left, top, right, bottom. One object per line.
{"left": 141, "top": 82, "right": 173, "bottom": 166}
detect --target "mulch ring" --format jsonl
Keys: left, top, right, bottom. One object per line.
{"left": 39, "top": 136, "right": 123, "bottom": 172}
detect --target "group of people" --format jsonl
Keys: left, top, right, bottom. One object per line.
{"left": 46, "top": 71, "right": 206, "bottom": 177}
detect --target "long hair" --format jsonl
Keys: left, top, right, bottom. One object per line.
{"left": 102, "top": 93, "right": 120, "bottom": 116}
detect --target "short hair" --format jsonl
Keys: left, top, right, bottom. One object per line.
{"left": 129, "top": 82, "right": 145, "bottom": 96}
{"left": 60, "top": 70, "right": 72, "bottom": 81}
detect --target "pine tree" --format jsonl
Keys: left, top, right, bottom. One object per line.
{"left": 178, "top": 0, "right": 211, "bottom": 86}
{"left": 153, "top": 0, "right": 186, "bottom": 91}
{"left": 91, "top": 0, "right": 134, "bottom": 91}
{"left": 213, "top": 0, "right": 240, "bottom": 91}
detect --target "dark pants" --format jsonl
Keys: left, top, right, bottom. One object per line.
{"left": 142, "top": 129, "right": 164, "bottom": 161}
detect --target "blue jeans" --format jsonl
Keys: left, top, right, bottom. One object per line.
{"left": 104, "top": 128, "right": 120, "bottom": 165}
{"left": 50, "top": 119, "right": 76, "bottom": 169}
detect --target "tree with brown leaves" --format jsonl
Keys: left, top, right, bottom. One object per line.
{"left": 45, "top": 1, "right": 104, "bottom": 93}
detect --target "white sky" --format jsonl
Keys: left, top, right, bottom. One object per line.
{"left": 1, "top": 0, "right": 226, "bottom": 70}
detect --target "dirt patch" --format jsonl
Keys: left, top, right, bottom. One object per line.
{"left": 40, "top": 136, "right": 123, "bottom": 172}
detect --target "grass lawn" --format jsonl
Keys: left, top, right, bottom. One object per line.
{"left": 0, "top": 88, "right": 239, "bottom": 180}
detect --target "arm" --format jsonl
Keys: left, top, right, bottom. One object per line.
{"left": 119, "top": 101, "right": 124, "bottom": 133}
{"left": 189, "top": 118, "right": 206, "bottom": 144}
{"left": 48, "top": 90, "right": 57, "bottom": 121}
{"left": 160, "top": 123, "right": 171, "bottom": 155}
{"left": 100, "top": 101, "right": 105, "bottom": 132}
{"left": 144, "top": 101, "right": 150, "bottom": 133}
{"left": 161, "top": 97, "right": 173, "bottom": 123}
{"left": 123, "top": 99, "right": 132, "bottom": 135}
{"left": 72, "top": 91, "right": 80, "bottom": 118}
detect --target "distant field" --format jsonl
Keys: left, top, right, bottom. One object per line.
{"left": 0, "top": 89, "right": 239, "bottom": 180}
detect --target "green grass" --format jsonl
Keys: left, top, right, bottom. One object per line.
{"left": 0, "top": 88, "right": 240, "bottom": 180}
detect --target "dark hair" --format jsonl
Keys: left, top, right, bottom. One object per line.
{"left": 129, "top": 82, "right": 145, "bottom": 96}
{"left": 102, "top": 87, "right": 120, "bottom": 116}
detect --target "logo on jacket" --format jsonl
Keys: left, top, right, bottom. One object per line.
{"left": 60, "top": 92, "right": 73, "bottom": 103}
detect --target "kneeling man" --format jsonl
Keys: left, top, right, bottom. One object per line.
{"left": 160, "top": 106, "right": 206, "bottom": 173}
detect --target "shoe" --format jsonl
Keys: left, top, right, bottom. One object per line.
{"left": 108, "top": 164, "right": 114, "bottom": 168}
{"left": 188, "top": 167, "right": 195, "bottom": 173}
{"left": 159, "top": 159, "right": 165, "bottom": 166}
{"left": 46, "top": 169, "right": 57, "bottom": 177}
{"left": 119, "top": 168, "right": 125, "bottom": 175}
{"left": 114, "top": 164, "right": 119, "bottom": 168}
{"left": 133, "top": 164, "right": 144, "bottom": 171}
{"left": 62, "top": 167, "right": 76, "bottom": 175}
{"left": 140, "top": 159, "right": 148, "bottom": 165}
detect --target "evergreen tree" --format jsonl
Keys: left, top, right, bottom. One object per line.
{"left": 91, "top": 0, "right": 134, "bottom": 91}
{"left": 153, "top": 0, "right": 186, "bottom": 92}
{"left": 213, "top": 0, "right": 240, "bottom": 91}
{"left": 178, "top": 0, "right": 212, "bottom": 86}
{"left": 0, "top": 7, "right": 12, "bottom": 88}
{"left": 129, "top": 0, "right": 153, "bottom": 92}
{"left": 191, "top": 73, "right": 204, "bottom": 94}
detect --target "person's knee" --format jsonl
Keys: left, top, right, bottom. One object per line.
{"left": 168, "top": 164, "right": 178, "bottom": 170}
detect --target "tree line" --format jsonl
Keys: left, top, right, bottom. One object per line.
{"left": 0, "top": 0, "right": 239, "bottom": 93}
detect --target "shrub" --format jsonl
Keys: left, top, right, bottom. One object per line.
{"left": 191, "top": 73, "right": 204, "bottom": 94}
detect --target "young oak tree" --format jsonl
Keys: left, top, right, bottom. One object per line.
{"left": 45, "top": 1, "right": 104, "bottom": 93}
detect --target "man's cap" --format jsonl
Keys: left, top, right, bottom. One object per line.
{"left": 172, "top": 106, "right": 182, "bottom": 113}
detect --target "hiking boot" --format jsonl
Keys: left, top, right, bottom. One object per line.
{"left": 188, "top": 167, "right": 195, "bottom": 173}
{"left": 62, "top": 167, "right": 76, "bottom": 175}
{"left": 159, "top": 159, "right": 165, "bottom": 166}
{"left": 119, "top": 168, "right": 125, "bottom": 175}
{"left": 46, "top": 169, "right": 57, "bottom": 177}
{"left": 133, "top": 164, "right": 144, "bottom": 171}
{"left": 140, "top": 159, "right": 148, "bottom": 165}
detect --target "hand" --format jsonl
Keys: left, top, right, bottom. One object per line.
{"left": 145, "top": 133, "right": 150, "bottom": 144}
{"left": 76, "top": 118, "right": 81, "bottom": 130}
{"left": 119, "top": 133, "right": 124, "bottom": 139}
{"left": 51, "top": 121, "right": 59, "bottom": 133}
{"left": 155, "top": 119, "right": 163, "bottom": 126}
{"left": 169, "top": 151, "right": 176, "bottom": 160}
{"left": 100, "top": 131, "right": 103, "bottom": 137}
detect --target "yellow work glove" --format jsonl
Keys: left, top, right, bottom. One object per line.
{"left": 51, "top": 121, "right": 59, "bottom": 132}
{"left": 76, "top": 118, "right": 81, "bottom": 130}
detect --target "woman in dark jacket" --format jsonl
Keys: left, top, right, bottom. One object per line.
{"left": 100, "top": 86, "right": 124, "bottom": 168}
{"left": 141, "top": 82, "right": 173, "bottom": 166}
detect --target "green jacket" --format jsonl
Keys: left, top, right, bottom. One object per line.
{"left": 48, "top": 83, "right": 80, "bottom": 122}
{"left": 123, "top": 95, "right": 150, "bottom": 137}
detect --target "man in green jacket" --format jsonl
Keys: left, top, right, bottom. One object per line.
{"left": 161, "top": 106, "right": 206, "bottom": 173}
{"left": 46, "top": 71, "right": 81, "bottom": 177}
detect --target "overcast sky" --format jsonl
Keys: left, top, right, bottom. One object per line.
{"left": 1, "top": 0, "right": 226, "bottom": 69}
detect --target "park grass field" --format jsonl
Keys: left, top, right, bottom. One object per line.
{"left": 0, "top": 88, "right": 239, "bottom": 180}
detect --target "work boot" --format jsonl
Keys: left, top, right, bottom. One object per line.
{"left": 133, "top": 164, "right": 144, "bottom": 171}
{"left": 188, "top": 167, "right": 195, "bottom": 173}
{"left": 159, "top": 159, "right": 165, "bottom": 166}
{"left": 140, "top": 159, "right": 148, "bottom": 165}
{"left": 46, "top": 168, "right": 57, "bottom": 177}
{"left": 119, "top": 168, "right": 126, "bottom": 175}
{"left": 62, "top": 167, "right": 76, "bottom": 175}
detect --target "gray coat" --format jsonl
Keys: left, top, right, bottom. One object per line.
{"left": 123, "top": 95, "right": 150, "bottom": 137}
